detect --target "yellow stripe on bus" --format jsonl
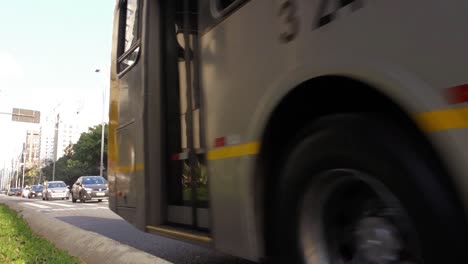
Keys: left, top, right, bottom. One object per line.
{"left": 110, "top": 163, "right": 145, "bottom": 173}
{"left": 108, "top": 108, "right": 468, "bottom": 166}
{"left": 146, "top": 225, "right": 212, "bottom": 244}
{"left": 207, "top": 142, "right": 260, "bottom": 160}
{"left": 417, "top": 107, "right": 468, "bottom": 132}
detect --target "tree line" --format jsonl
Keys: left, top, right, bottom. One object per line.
{"left": 39, "top": 124, "right": 108, "bottom": 186}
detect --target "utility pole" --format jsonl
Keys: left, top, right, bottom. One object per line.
{"left": 38, "top": 160, "right": 42, "bottom": 185}
{"left": 21, "top": 152, "right": 25, "bottom": 188}
{"left": 95, "top": 69, "right": 106, "bottom": 178}
{"left": 0, "top": 162, "right": 5, "bottom": 190}
{"left": 52, "top": 113, "right": 60, "bottom": 181}
{"left": 15, "top": 156, "right": 19, "bottom": 188}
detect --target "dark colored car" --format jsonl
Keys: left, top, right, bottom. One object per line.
{"left": 14, "top": 188, "right": 22, "bottom": 196}
{"left": 29, "top": 185, "right": 44, "bottom": 198}
{"left": 71, "top": 176, "right": 108, "bottom": 203}
{"left": 7, "top": 188, "right": 19, "bottom": 196}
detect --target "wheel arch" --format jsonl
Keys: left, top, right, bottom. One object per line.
{"left": 255, "top": 75, "right": 462, "bottom": 255}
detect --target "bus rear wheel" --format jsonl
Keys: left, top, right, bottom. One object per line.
{"left": 269, "top": 114, "right": 468, "bottom": 264}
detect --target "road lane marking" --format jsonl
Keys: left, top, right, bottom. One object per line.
{"left": 37, "top": 207, "right": 109, "bottom": 212}
{"left": 45, "top": 202, "right": 74, "bottom": 208}
{"left": 22, "top": 202, "right": 51, "bottom": 209}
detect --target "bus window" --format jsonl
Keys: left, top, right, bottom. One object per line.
{"left": 117, "top": 0, "right": 140, "bottom": 73}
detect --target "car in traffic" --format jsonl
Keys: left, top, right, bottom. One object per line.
{"left": 7, "top": 188, "right": 19, "bottom": 196}
{"left": 14, "top": 188, "right": 22, "bottom": 196}
{"left": 29, "top": 185, "right": 43, "bottom": 198}
{"left": 42, "top": 181, "right": 70, "bottom": 200}
{"left": 71, "top": 176, "right": 108, "bottom": 203}
{"left": 21, "top": 186, "right": 31, "bottom": 198}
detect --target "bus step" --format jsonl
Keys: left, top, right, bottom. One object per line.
{"left": 146, "top": 225, "right": 212, "bottom": 245}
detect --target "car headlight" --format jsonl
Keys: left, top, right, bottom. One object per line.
{"left": 84, "top": 188, "right": 92, "bottom": 192}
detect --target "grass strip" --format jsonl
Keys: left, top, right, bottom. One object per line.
{"left": 0, "top": 204, "right": 82, "bottom": 264}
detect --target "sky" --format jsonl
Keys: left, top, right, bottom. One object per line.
{"left": 0, "top": 0, "right": 114, "bottom": 166}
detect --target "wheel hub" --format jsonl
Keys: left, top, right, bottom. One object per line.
{"left": 354, "top": 217, "right": 401, "bottom": 264}
{"left": 299, "top": 169, "right": 421, "bottom": 264}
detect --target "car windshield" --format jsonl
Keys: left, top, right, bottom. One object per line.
{"left": 82, "top": 177, "right": 107, "bottom": 185}
{"left": 32, "top": 186, "right": 43, "bottom": 191}
{"left": 48, "top": 182, "right": 66, "bottom": 188}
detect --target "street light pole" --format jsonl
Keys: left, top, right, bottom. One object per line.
{"left": 15, "top": 157, "right": 19, "bottom": 188}
{"left": 100, "top": 122, "right": 105, "bottom": 178}
{"left": 96, "top": 69, "right": 106, "bottom": 178}
{"left": 52, "top": 113, "right": 60, "bottom": 181}
{"left": 21, "top": 152, "right": 25, "bottom": 188}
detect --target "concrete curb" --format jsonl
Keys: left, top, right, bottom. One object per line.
{"left": 1, "top": 199, "right": 171, "bottom": 264}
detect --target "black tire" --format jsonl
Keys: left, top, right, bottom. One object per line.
{"left": 268, "top": 114, "right": 468, "bottom": 264}
{"left": 98, "top": 199, "right": 102, "bottom": 202}
{"left": 79, "top": 192, "right": 85, "bottom": 203}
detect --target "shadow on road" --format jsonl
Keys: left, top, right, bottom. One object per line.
{"left": 56, "top": 216, "right": 252, "bottom": 264}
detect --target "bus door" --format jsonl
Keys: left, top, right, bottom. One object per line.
{"left": 161, "top": 0, "right": 209, "bottom": 231}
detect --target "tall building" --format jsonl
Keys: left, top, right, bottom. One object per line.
{"left": 39, "top": 115, "right": 56, "bottom": 162}
{"left": 24, "top": 130, "right": 40, "bottom": 168}
{"left": 39, "top": 105, "right": 83, "bottom": 163}
{"left": 56, "top": 113, "right": 81, "bottom": 157}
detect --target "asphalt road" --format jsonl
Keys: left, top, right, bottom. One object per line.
{"left": 0, "top": 195, "right": 252, "bottom": 264}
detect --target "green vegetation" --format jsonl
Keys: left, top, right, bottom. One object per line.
{"left": 0, "top": 204, "right": 81, "bottom": 264}
{"left": 41, "top": 124, "right": 108, "bottom": 186}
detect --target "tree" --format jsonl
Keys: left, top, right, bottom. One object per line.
{"left": 18, "top": 165, "right": 40, "bottom": 186}
{"left": 40, "top": 124, "right": 108, "bottom": 186}
{"left": 72, "top": 124, "right": 108, "bottom": 176}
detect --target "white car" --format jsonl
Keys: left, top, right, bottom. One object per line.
{"left": 42, "top": 181, "right": 70, "bottom": 200}
{"left": 21, "top": 187, "right": 31, "bottom": 198}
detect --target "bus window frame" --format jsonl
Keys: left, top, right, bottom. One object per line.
{"left": 209, "top": 0, "right": 248, "bottom": 19}
{"left": 201, "top": 0, "right": 250, "bottom": 34}
{"left": 117, "top": 0, "right": 142, "bottom": 76}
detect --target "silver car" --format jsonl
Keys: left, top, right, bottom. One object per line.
{"left": 42, "top": 181, "right": 70, "bottom": 200}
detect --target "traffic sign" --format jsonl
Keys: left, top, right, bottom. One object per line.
{"left": 11, "top": 108, "right": 41, "bottom": 124}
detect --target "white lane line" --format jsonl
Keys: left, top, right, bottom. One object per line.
{"left": 36, "top": 201, "right": 68, "bottom": 207}
{"left": 45, "top": 202, "right": 74, "bottom": 208}
{"left": 38, "top": 207, "right": 107, "bottom": 212}
{"left": 80, "top": 203, "right": 101, "bottom": 206}
{"left": 22, "top": 202, "right": 51, "bottom": 209}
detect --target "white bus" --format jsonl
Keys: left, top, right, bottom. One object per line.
{"left": 108, "top": 0, "right": 468, "bottom": 262}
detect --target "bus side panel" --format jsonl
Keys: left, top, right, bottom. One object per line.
{"left": 109, "top": 0, "right": 147, "bottom": 231}
{"left": 108, "top": 0, "right": 121, "bottom": 215}
{"left": 201, "top": 1, "right": 283, "bottom": 260}
{"left": 201, "top": 0, "right": 468, "bottom": 261}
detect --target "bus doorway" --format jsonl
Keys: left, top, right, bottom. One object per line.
{"left": 160, "top": 0, "right": 209, "bottom": 231}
